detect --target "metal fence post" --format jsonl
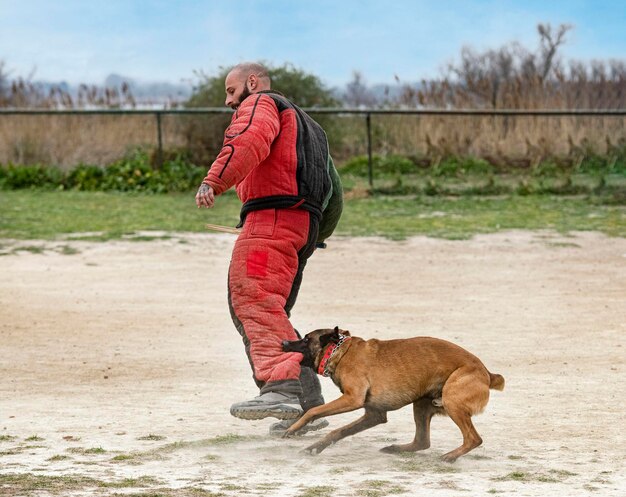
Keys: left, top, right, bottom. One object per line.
{"left": 155, "top": 112, "right": 163, "bottom": 169}
{"left": 366, "top": 112, "right": 373, "bottom": 188}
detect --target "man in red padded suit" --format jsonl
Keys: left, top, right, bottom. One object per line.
{"left": 195, "top": 62, "right": 342, "bottom": 436}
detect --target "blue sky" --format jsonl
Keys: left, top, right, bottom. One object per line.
{"left": 1, "top": 0, "right": 625, "bottom": 88}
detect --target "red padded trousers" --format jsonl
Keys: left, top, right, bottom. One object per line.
{"left": 227, "top": 207, "right": 321, "bottom": 400}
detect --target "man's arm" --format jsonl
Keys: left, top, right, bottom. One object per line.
{"left": 196, "top": 94, "right": 280, "bottom": 208}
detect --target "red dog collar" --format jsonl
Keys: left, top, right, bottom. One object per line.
{"left": 318, "top": 335, "right": 351, "bottom": 377}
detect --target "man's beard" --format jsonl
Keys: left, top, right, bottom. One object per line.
{"left": 234, "top": 86, "right": 251, "bottom": 109}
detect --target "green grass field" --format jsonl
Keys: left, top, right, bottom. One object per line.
{"left": 0, "top": 190, "right": 624, "bottom": 241}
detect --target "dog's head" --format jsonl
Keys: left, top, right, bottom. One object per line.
{"left": 282, "top": 326, "right": 351, "bottom": 369}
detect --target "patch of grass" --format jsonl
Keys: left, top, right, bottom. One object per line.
{"left": 545, "top": 241, "right": 581, "bottom": 248}
{"left": 109, "top": 488, "right": 224, "bottom": 497}
{"left": 83, "top": 446, "right": 106, "bottom": 454}
{"left": 357, "top": 480, "right": 406, "bottom": 496}
{"left": 256, "top": 482, "right": 281, "bottom": 490}
{"left": 0, "top": 447, "right": 23, "bottom": 456}
{"left": 137, "top": 434, "right": 167, "bottom": 441}
{"left": 343, "top": 194, "right": 626, "bottom": 239}
{"left": 0, "top": 435, "right": 17, "bottom": 442}
{"left": 0, "top": 473, "right": 96, "bottom": 492}
{"left": 25, "top": 435, "right": 45, "bottom": 442}
{"left": 535, "top": 475, "right": 560, "bottom": 483}
{"left": 66, "top": 446, "right": 106, "bottom": 455}
{"left": 495, "top": 471, "right": 528, "bottom": 481}
{"left": 57, "top": 244, "right": 80, "bottom": 255}
{"left": 47, "top": 454, "right": 71, "bottom": 462}
{"left": 0, "top": 190, "right": 624, "bottom": 241}
{"left": 583, "top": 484, "right": 600, "bottom": 492}
{"left": 550, "top": 469, "right": 578, "bottom": 477}
{"left": 493, "top": 469, "right": 576, "bottom": 483}
{"left": 297, "top": 486, "right": 335, "bottom": 497}
{"left": 12, "top": 245, "right": 45, "bottom": 254}
{"left": 126, "top": 235, "right": 173, "bottom": 242}
{"left": 100, "top": 476, "right": 161, "bottom": 488}
{"left": 395, "top": 454, "right": 460, "bottom": 474}
{"left": 220, "top": 483, "right": 247, "bottom": 491}
{"left": 110, "top": 435, "right": 258, "bottom": 465}
{"left": 158, "top": 434, "right": 260, "bottom": 453}
{"left": 205, "top": 434, "right": 252, "bottom": 445}
{"left": 0, "top": 190, "right": 241, "bottom": 240}
{"left": 111, "top": 453, "right": 141, "bottom": 463}
{"left": 0, "top": 473, "right": 160, "bottom": 493}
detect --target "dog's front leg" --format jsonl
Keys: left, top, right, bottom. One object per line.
{"left": 284, "top": 389, "right": 367, "bottom": 437}
{"left": 304, "top": 408, "right": 387, "bottom": 455}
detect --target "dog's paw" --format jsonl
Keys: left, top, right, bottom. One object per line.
{"left": 302, "top": 443, "right": 325, "bottom": 455}
{"left": 380, "top": 444, "right": 401, "bottom": 454}
{"left": 282, "top": 430, "right": 296, "bottom": 439}
{"left": 441, "top": 452, "right": 459, "bottom": 463}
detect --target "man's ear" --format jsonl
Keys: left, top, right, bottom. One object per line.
{"left": 248, "top": 74, "right": 257, "bottom": 91}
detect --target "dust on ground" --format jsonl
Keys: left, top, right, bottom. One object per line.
{"left": 1, "top": 231, "right": 625, "bottom": 496}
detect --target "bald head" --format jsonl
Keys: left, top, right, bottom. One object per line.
{"left": 224, "top": 62, "right": 271, "bottom": 109}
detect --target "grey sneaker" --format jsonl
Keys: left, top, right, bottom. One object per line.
{"left": 269, "top": 418, "right": 330, "bottom": 437}
{"left": 230, "top": 392, "right": 303, "bottom": 420}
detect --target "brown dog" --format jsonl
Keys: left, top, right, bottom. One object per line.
{"left": 282, "top": 327, "right": 504, "bottom": 462}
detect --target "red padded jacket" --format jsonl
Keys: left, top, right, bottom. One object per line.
{"left": 203, "top": 91, "right": 332, "bottom": 224}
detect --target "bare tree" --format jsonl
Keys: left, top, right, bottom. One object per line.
{"left": 0, "top": 61, "right": 10, "bottom": 106}
{"left": 344, "top": 71, "right": 377, "bottom": 108}
{"left": 537, "top": 23, "right": 572, "bottom": 82}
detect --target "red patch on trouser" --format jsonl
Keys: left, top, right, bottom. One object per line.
{"left": 229, "top": 208, "right": 310, "bottom": 384}
{"left": 246, "top": 250, "right": 268, "bottom": 277}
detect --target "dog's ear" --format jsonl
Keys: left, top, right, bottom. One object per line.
{"left": 334, "top": 326, "right": 351, "bottom": 337}
{"left": 320, "top": 327, "right": 341, "bottom": 348}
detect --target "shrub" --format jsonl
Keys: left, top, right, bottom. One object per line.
{"left": 65, "top": 164, "right": 105, "bottom": 191}
{"left": 0, "top": 148, "right": 208, "bottom": 193}
{"left": 0, "top": 163, "right": 64, "bottom": 189}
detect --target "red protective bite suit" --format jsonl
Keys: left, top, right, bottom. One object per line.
{"left": 203, "top": 91, "right": 333, "bottom": 408}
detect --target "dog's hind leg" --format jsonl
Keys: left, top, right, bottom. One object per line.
{"left": 303, "top": 409, "right": 387, "bottom": 455}
{"left": 380, "top": 398, "right": 441, "bottom": 453}
{"left": 440, "top": 368, "right": 490, "bottom": 462}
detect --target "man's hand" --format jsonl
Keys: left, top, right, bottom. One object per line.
{"left": 195, "top": 183, "right": 215, "bottom": 208}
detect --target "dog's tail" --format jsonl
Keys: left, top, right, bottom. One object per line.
{"left": 489, "top": 373, "right": 505, "bottom": 391}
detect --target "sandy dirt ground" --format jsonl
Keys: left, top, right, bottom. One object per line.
{"left": 0, "top": 230, "right": 625, "bottom": 496}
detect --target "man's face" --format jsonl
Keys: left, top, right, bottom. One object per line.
{"left": 225, "top": 70, "right": 251, "bottom": 110}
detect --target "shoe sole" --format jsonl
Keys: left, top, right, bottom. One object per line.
{"left": 230, "top": 404, "right": 303, "bottom": 421}
{"left": 269, "top": 419, "right": 329, "bottom": 438}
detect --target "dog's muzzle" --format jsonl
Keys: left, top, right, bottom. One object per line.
{"left": 282, "top": 339, "right": 303, "bottom": 353}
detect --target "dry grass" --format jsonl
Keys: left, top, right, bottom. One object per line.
{"left": 0, "top": 111, "right": 622, "bottom": 169}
